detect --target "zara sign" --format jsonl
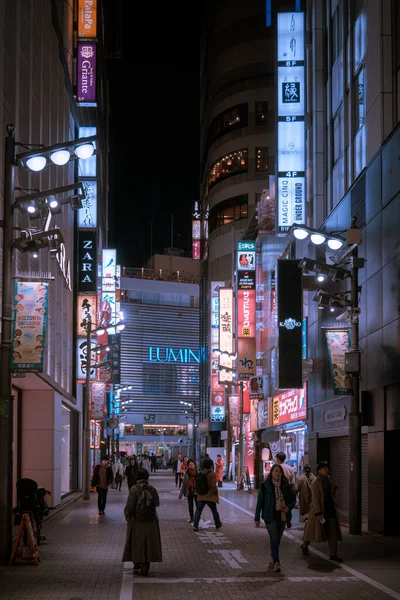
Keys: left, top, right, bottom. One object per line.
{"left": 78, "top": 230, "right": 97, "bottom": 292}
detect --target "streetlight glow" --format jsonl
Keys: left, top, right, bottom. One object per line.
{"left": 327, "top": 238, "right": 344, "bottom": 250}
{"left": 293, "top": 227, "right": 309, "bottom": 240}
{"left": 74, "top": 142, "right": 94, "bottom": 159}
{"left": 50, "top": 149, "right": 70, "bottom": 166}
{"left": 310, "top": 233, "right": 326, "bottom": 245}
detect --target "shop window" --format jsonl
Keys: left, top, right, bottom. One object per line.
{"left": 209, "top": 194, "right": 248, "bottom": 234}
{"left": 124, "top": 424, "right": 137, "bottom": 436}
{"left": 256, "top": 147, "right": 268, "bottom": 172}
{"left": 255, "top": 101, "right": 268, "bottom": 126}
{"left": 207, "top": 149, "right": 248, "bottom": 192}
{"left": 354, "top": 66, "right": 365, "bottom": 131}
{"left": 207, "top": 103, "right": 247, "bottom": 146}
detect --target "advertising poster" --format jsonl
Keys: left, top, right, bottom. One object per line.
{"left": 244, "top": 415, "right": 255, "bottom": 479}
{"left": 10, "top": 282, "right": 49, "bottom": 373}
{"left": 78, "top": 181, "right": 97, "bottom": 228}
{"left": 273, "top": 386, "right": 307, "bottom": 425}
{"left": 238, "top": 337, "right": 256, "bottom": 379}
{"left": 90, "top": 381, "right": 106, "bottom": 419}
{"left": 325, "top": 329, "right": 353, "bottom": 394}
{"left": 78, "top": 0, "right": 97, "bottom": 38}
{"left": 229, "top": 395, "right": 240, "bottom": 427}
{"left": 77, "top": 42, "right": 97, "bottom": 104}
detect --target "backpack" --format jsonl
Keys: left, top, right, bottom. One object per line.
{"left": 195, "top": 472, "right": 209, "bottom": 495}
{"left": 135, "top": 483, "right": 156, "bottom": 521}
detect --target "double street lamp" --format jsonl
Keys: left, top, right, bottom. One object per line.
{"left": 0, "top": 125, "right": 96, "bottom": 564}
{"left": 180, "top": 400, "right": 198, "bottom": 464}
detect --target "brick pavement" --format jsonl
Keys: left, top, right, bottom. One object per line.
{"left": 0, "top": 472, "right": 399, "bottom": 600}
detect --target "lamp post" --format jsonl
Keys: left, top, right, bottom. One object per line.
{"left": 180, "top": 400, "right": 198, "bottom": 464}
{"left": 291, "top": 219, "right": 363, "bottom": 534}
{"left": 0, "top": 125, "right": 96, "bottom": 563}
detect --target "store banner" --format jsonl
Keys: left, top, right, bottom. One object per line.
{"left": 257, "top": 398, "right": 269, "bottom": 429}
{"left": 10, "top": 282, "right": 49, "bottom": 373}
{"left": 78, "top": 230, "right": 97, "bottom": 292}
{"left": 78, "top": 0, "right": 97, "bottom": 38}
{"left": 237, "top": 241, "right": 256, "bottom": 271}
{"left": 77, "top": 42, "right": 97, "bottom": 105}
{"left": 90, "top": 381, "right": 106, "bottom": 419}
{"left": 325, "top": 329, "right": 353, "bottom": 394}
{"left": 210, "top": 282, "right": 225, "bottom": 421}
{"left": 78, "top": 181, "right": 97, "bottom": 228}
{"left": 242, "top": 380, "right": 250, "bottom": 413}
{"left": 238, "top": 338, "right": 256, "bottom": 379}
{"left": 229, "top": 395, "right": 240, "bottom": 427}
{"left": 250, "top": 398, "right": 258, "bottom": 432}
{"left": 244, "top": 415, "right": 254, "bottom": 479}
{"left": 273, "top": 386, "right": 307, "bottom": 425}
{"left": 277, "top": 259, "right": 303, "bottom": 389}
{"left": 250, "top": 375, "right": 264, "bottom": 400}
{"left": 219, "top": 287, "right": 233, "bottom": 352}
{"left": 77, "top": 294, "right": 97, "bottom": 337}
{"left": 76, "top": 336, "right": 97, "bottom": 381}
{"left": 238, "top": 290, "right": 256, "bottom": 337}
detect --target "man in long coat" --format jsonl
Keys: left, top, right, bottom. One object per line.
{"left": 302, "top": 460, "right": 343, "bottom": 562}
{"left": 122, "top": 468, "right": 162, "bottom": 576}
{"left": 296, "top": 464, "right": 316, "bottom": 522}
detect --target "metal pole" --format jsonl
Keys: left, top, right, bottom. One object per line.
{"left": 0, "top": 125, "right": 16, "bottom": 564}
{"left": 239, "top": 381, "right": 245, "bottom": 471}
{"left": 349, "top": 244, "right": 361, "bottom": 534}
{"left": 82, "top": 314, "right": 91, "bottom": 500}
{"left": 225, "top": 385, "right": 232, "bottom": 480}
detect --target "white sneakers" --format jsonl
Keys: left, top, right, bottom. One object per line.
{"left": 273, "top": 562, "right": 281, "bottom": 572}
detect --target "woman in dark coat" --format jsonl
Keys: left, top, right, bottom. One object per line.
{"left": 125, "top": 456, "right": 138, "bottom": 490}
{"left": 122, "top": 468, "right": 162, "bottom": 576}
{"left": 254, "top": 463, "right": 296, "bottom": 572}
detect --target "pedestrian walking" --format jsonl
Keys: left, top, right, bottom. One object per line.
{"left": 122, "top": 468, "right": 162, "bottom": 577}
{"left": 215, "top": 454, "right": 224, "bottom": 487}
{"left": 113, "top": 458, "right": 125, "bottom": 491}
{"left": 302, "top": 460, "right": 343, "bottom": 562}
{"left": 180, "top": 455, "right": 189, "bottom": 486}
{"left": 150, "top": 454, "right": 157, "bottom": 473}
{"left": 91, "top": 456, "right": 113, "bottom": 515}
{"left": 178, "top": 458, "right": 198, "bottom": 523}
{"left": 141, "top": 454, "right": 151, "bottom": 473}
{"left": 274, "top": 451, "right": 294, "bottom": 528}
{"left": 173, "top": 453, "right": 182, "bottom": 487}
{"left": 192, "top": 457, "right": 222, "bottom": 531}
{"left": 295, "top": 464, "right": 315, "bottom": 523}
{"left": 125, "top": 456, "right": 139, "bottom": 490}
{"left": 254, "top": 463, "right": 296, "bottom": 572}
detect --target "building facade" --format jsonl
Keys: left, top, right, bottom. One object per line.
{"left": 0, "top": 0, "right": 113, "bottom": 518}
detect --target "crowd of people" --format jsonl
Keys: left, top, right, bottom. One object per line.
{"left": 91, "top": 450, "right": 342, "bottom": 577}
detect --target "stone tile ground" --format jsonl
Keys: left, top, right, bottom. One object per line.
{"left": 0, "top": 473, "right": 399, "bottom": 600}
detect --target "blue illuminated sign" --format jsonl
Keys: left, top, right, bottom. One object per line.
{"left": 148, "top": 347, "right": 201, "bottom": 364}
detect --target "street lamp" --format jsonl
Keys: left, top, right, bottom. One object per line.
{"left": 0, "top": 125, "right": 96, "bottom": 564}
{"left": 180, "top": 400, "right": 198, "bottom": 463}
{"left": 291, "top": 218, "right": 364, "bottom": 535}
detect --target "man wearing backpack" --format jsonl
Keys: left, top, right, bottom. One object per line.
{"left": 192, "top": 457, "right": 222, "bottom": 532}
{"left": 122, "top": 468, "right": 162, "bottom": 577}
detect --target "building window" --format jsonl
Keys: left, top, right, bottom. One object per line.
{"left": 207, "top": 103, "right": 248, "bottom": 146}
{"left": 333, "top": 107, "right": 343, "bottom": 163}
{"left": 209, "top": 194, "right": 248, "bottom": 233}
{"left": 331, "top": 1, "right": 343, "bottom": 66}
{"left": 207, "top": 149, "right": 248, "bottom": 192}
{"left": 354, "top": 67, "right": 365, "bottom": 131}
{"left": 255, "top": 101, "right": 268, "bottom": 126}
{"left": 256, "top": 147, "right": 268, "bottom": 172}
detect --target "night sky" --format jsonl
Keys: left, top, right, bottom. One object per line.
{"left": 108, "top": 3, "right": 199, "bottom": 268}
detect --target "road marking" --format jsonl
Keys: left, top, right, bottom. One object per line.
{"left": 120, "top": 562, "right": 133, "bottom": 600}
{"left": 220, "top": 496, "right": 400, "bottom": 600}
{"left": 208, "top": 549, "right": 248, "bottom": 569}
{"left": 131, "top": 575, "right": 358, "bottom": 584}
{"left": 197, "top": 531, "right": 231, "bottom": 545}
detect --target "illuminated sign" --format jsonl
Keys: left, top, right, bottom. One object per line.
{"left": 78, "top": 181, "right": 97, "bottom": 228}
{"left": 77, "top": 42, "right": 97, "bottom": 105}
{"left": 210, "top": 281, "right": 225, "bottom": 421}
{"left": 238, "top": 338, "right": 256, "bottom": 379}
{"left": 192, "top": 240, "right": 200, "bottom": 259}
{"left": 219, "top": 288, "right": 233, "bottom": 353}
{"left": 78, "top": 230, "right": 97, "bottom": 292}
{"left": 277, "top": 12, "right": 305, "bottom": 232}
{"left": 78, "top": 0, "right": 97, "bottom": 38}
{"left": 148, "top": 347, "right": 200, "bottom": 364}
{"left": 238, "top": 290, "right": 256, "bottom": 337}
{"left": 273, "top": 386, "right": 307, "bottom": 425}
{"left": 77, "top": 294, "right": 97, "bottom": 337}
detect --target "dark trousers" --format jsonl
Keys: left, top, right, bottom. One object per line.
{"left": 266, "top": 520, "right": 286, "bottom": 563}
{"left": 193, "top": 500, "right": 222, "bottom": 528}
{"left": 187, "top": 491, "right": 197, "bottom": 520}
{"left": 114, "top": 473, "right": 122, "bottom": 490}
{"left": 97, "top": 487, "right": 108, "bottom": 512}
{"left": 175, "top": 472, "right": 179, "bottom": 486}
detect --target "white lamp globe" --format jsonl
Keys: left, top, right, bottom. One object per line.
{"left": 293, "top": 228, "right": 309, "bottom": 240}
{"left": 50, "top": 149, "right": 70, "bottom": 166}
{"left": 26, "top": 155, "right": 47, "bottom": 172}
{"left": 310, "top": 233, "right": 326, "bottom": 245}
{"left": 327, "top": 238, "right": 344, "bottom": 250}
{"left": 75, "top": 143, "right": 94, "bottom": 159}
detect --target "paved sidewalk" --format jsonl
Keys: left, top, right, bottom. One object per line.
{"left": 0, "top": 473, "right": 399, "bottom": 600}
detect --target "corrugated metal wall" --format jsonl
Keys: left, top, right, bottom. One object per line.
{"left": 120, "top": 301, "right": 200, "bottom": 414}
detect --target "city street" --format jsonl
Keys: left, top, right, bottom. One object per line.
{"left": 1, "top": 472, "right": 400, "bottom": 600}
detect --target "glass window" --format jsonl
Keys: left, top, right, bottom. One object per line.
{"left": 208, "top": 104, "right": 248, "bottom": 146}
{"left": 207, "top": 149, "right": 248, "bottom": 192}
{"left": 209, "top": 194, "right": 248, "bottom": 233}
{"left": 256, "top": 147, "right": 268, "bottom": 172}
{"left": 331, "top": 1, "right": 343, "bottom": 66}
{"left": 255, "top": 101, "right": 268, "bottom": 126}
{"left": 333, "top": 107, "right": 343, "bottom": 163}
{"left": 354, "top": 67, "right": 365, "bottom": 131}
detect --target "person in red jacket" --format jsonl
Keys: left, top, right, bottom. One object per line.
{"left": 215, "top": 454, "right": 224, "bottom": 488}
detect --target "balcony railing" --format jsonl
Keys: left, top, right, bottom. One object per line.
{"left": 122, "top": 267, "right": 199, "bottom": 284}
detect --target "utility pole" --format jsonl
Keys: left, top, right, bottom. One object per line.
{"left": 0, "top": 125, "right": 16, "bottom": 564}
{"left": 349, "top": 243, "right": 361, "bottom": 534}
{"left": 82, "top": 312, "right": 92, "bottom": 501}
